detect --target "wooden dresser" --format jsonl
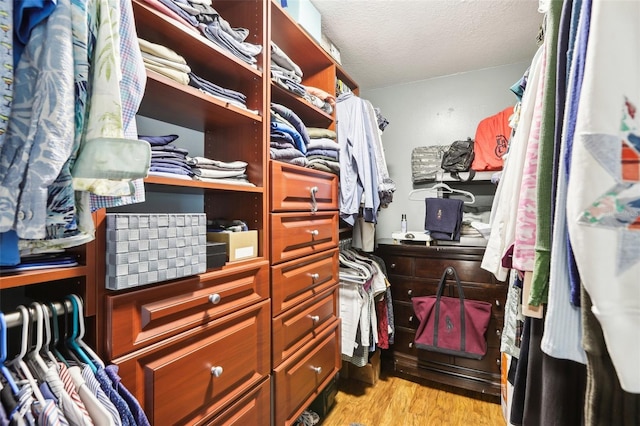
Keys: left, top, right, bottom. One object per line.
{"left": 105, "top": 263, "right": 271, "bottom": 425}
{"left": 269, "top": 161, "right": 341, "bottom": 426}
{"left": 375, "top": 241, "right": 506, "bottom": 397}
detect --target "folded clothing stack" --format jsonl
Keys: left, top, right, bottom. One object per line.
{"left": 187, "top": 156, "right": 254, "bottom": 187}
{"left": 306, "top": 127, "right": 339, "bottom": 175}
{"left": 139, "top": 38, "right": 191, "bottom": 85}
{"left": 143, "top": 0, "right": 262, "bottom": 65}
{"left": 139, "top": 134, "right": 193, "bottom": 179}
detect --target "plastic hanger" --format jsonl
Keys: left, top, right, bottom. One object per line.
{"left": 9, "top": 305, "right": 47, "bottom": 405}
{"left": 47, "top": 301, "right": 69, "bottom": 367}
{"left": 408, "top": 183, "right": 476, "bottom": 204}
{"left": 58, "top": 298, "right": 85, "bottom": 368}
{"left": 26, "top": 302, "right": 50, "bottom": 375}
{"left": 69, "top": 294, "right": 104, "bottom": 369}
{"left": 65, "top": 295, "right": 97, "bottom": 373}
{"left": 0, "top": 313, "right": 20, "bottom": 394}
{"left": 39, "top": 304, "right": 60, "bottom": 366}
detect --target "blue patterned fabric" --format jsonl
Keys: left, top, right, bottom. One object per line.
{"left": 0, "top": 0, "right": 75, "bottom": 239}
{"left": 105, "top": 365, "right": 150, "bottom": 426}
{"left": 94, "top": 368, "right": 135, "bottom": 426}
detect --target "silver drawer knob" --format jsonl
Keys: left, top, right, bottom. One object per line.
{"left": 311, "top": 366, "right": 322, "bottom": 374}
{"left": 309, "top": 229, "right": 319, "bottom": 236}
{"left": 496, "top": 329, "right": 502, "bottom": 336}
{"left": 210, "top": 366, "right": 223, "bottom": 377}
{"left": 390, "top": 263, "right": 396, "bottom": 269}
{"left": 495, "top": 299, "right": 501, "bottom": 307}
{"left": 409, "top": 315, "right": 414, "bottom": 322}
{"left": 310, "top": 273, "right": 320, "bottom": 281}
{"left": 408, "top": 342, "right": 413, "bottom": 349}
{"left": 309, "top": 315, "right": 320, "bottom": 323}
{"left": 208, "top": 294, "right": 221, "bottom": 304}
{"left": 407, "top": 289, "right": 413, "bottom": 296}
{"left": 496, "top": 358, "right": 501, "bottom": 366}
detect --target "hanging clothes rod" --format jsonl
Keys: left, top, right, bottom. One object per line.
{"left": 2, "top": 299, "right": 73, "bottom": 329}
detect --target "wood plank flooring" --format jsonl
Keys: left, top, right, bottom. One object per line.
{"left": 318, "top": 371, "right": 506, "bottom": 426}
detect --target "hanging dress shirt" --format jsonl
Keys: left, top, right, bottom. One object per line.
{"left": 0, "top": 0, "right": 75, "bottom": 239}
{"left": 80, "top": 367, "right": 121, "bottom": 426}
{"left": 336, "top": 92, "right": 381, "bottom": 226}
{"left": 66, "top": 367, "right": 114, "bottom": 426}
{"left": 104, "top": 366, "right": 149, "bottom": 426}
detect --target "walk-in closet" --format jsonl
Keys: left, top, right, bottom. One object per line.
{"left": 1, "top": 0, "right": 638, "bottom": 425}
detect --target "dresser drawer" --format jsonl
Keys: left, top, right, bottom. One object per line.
{"left": 200, "top": 377, "right": 270, "bottom": 426}
{"left": 106, "top": 261, "right": 269, "bottom": 358}
{"left": 271, "top": 248, "right": 338, "bottom": 317}
{"left": 270, "top": 161, "right": 338, "bottom": 212}
{"left": 454, "top": 346, "right": 502, "bottom": 377}
{"left": 384, "top": 255, "right": 414, "bottom": 277}
{"left": 393, "top": 327, "right": 453, "bottom": 365}
{"left": 414, "top": 259, "right": 497, "bottom": 283}
{"left": 270, "top": 212, "right": 338, "bottom": 264}
{"left": 114, "top": 300, "right": 271, "bottom": 426}
{"left": 273, "top": 321, "right": 340, "bottom": 426}
{"left": 272, "top": 287, "right": 338, "bottom": 367}
{"left": 453, "top": 284, "right": 506, "bottom": 319}
{"left": 392, "top": 276, "right": 442, "bottom": 303}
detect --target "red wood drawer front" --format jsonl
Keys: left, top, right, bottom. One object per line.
{"left": 273, "top": 321, "right": 340, "bottom": 426}
{"left": 384, "top": 255, "right": 414, "bottom": 277}
{"left": 114, "top": 300, "right": 270, "bottom": 426}
{"left": 271, "top": 248, "right": 338, "bottom": 316}
{"left": 270, "top": 212, "right": 338, "bottom": 264}
{"left": 272, "top": 286, "right": 338, "bottom": 367}
{"left": 198, "top": 377, "right": 270, "bottom": 426}
{"left": 270, "top": 161, "right": 338, "bottom": 212}
{"left": 106, "top": 261, "right": 269, "bottom": 359}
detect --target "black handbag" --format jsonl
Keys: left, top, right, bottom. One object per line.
{"left": 441, "top": 138, "right": 476, "bottom": 181}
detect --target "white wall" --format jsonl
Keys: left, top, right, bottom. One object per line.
{"left": 361, "top": 62, "right": 530, "bottom": 243}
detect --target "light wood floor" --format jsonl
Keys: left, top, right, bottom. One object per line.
{"left": 318, "top": 371, "right": 506, "bottom": 426}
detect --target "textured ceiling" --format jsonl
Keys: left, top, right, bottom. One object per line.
{"left": 310, "top": 0, "right": 544, "bottom": 90}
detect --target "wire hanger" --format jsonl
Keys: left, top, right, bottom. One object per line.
{"left": 408, "top": 183, "right": 476, "bottom": 204}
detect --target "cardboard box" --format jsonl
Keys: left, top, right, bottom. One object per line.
{"left": 206, "top": 230, "right": 258, "bottom": 262}
{"left": 283, "top": 0, "right": 322, "bottom": 43}
{"left": 320, "top": 33, "right": 342, "bottom": 64}
{"left": 344, "top": 350, "right": 381, "bottom": 385}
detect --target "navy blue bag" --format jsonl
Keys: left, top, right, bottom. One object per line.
{"left": 424, "top": 198, "right": 464, "bottom": 241}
